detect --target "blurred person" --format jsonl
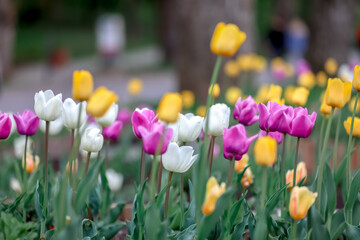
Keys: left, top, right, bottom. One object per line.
{"left": 268, "top": 15, "right": 286, "bottom": 56}
{"left": 284, "top": 18, "right": 309, "bottom": 59}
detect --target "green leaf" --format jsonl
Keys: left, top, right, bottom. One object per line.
{"left": 169, "top": 224, "right": 197, "bottom": 240}
{"left": 334, "top": 154, "right": 347, "bottom": 185}
{"left": 324, "top": 163, "right": 337, "bottom": 217}
{"left": 144, "top": 202, "right": 162, "bottom": 240}
{"left": 230, "top": 211, "right": 250, "bottom": 240}
{"left": 265, "top": 183, "right": 289, "bottom": 214}
{"left": 229, "top": 191, "right": 246, "bottom": 226}
{"left": 308, "top": 207, "right": 330, "bottom": 240}
{"left": 330, "top": 209, "right": 345, "bottom": 240}
{"left": 183, "top": 180, "right": 195, "bottom": 229}
{"left": 98, "top": 221, "right": 125, "bottom": 240}
{"left": 345, "top": 223, "right": 360, "bottom": 239}
{"left": 98, "top": 201, "right": 125, "bottom": 228}
{"left": 35, "top": 180, "right": 44, "bottom": 221}
{"left": 88, "top": 184, "right": 101, "bottom": 217}
{"left": 82, "top": 219, "right": 98, "bottom": 238}
{"left": 345, "top": 169, "right": 360, "bottom": 223}
{"left": 99, "top": 164, "right": 111, "bottom": 217}
{"left": 54, "top": 174, "right": 68, "bottom": 232}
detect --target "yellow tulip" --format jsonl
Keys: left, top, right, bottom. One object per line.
{"left": 234, "top": 154, "right": 249, "bottom": 173}
{"left": 320, "top": 99, "right": 332, "bottom": 116}
{"left": 86, "top": 87, "right": 119, "bottom": 117}
{"left": 353, "top": 65, "right": 360, "bottom": 91}
{"left": 225, "top": 87, "right": 242, "bottom": 105}
{"left": 255, "top": 84, "right": 269, "bottom": 103}
{"left": 286, "top": 161, "right": 307, "bottom": 190}
{"left": 241, "top": 168, "right": 254, "bottom": 188}
{"left": 224, "top": 60, "right": 240, "bottom": 77}
{"left": 344, "top": 117, "right": 360, "bottom": 137}
{"left": 181, "top": 90, "right": 195, "bottom": 109}
{"left": 210, "top": 22, "right": 246, "bottom": 57}
{"left": 292, "top": 87, "right": 310, "bottom": 107}
{"left": 196, "top": 105, "right": 207, "bottom": 117}
{"left": 237, "top": 54, "right": 253, "bottom": 72}
{"left": 348, "top": 97, "right": 360, "bottom": 113}
{"left": 325, "top": 78, "right": 351, "bottom": 109}
{"left": 72, "top": 70, "right": 94, "bottom": 101}
{"left": 201, "top": 177, "right": 226, "bottom": 216}
{"left": 284, "top": 85, "right": 296, "bottom": 105}
{"left": 157, "top": 93, "right": 182, "bottom": 123}
{"left": 298, "top": 71, "right": 316, "bottom": 89}
{"left": 267, "top": 84, "right": 282, "bottom": 101}
{"left": 324, "top": 58, "right": 338, "bottom": 76}
{"left": 22, "top": 152, "right": 40, "bottom": 173}
{"left": 270, "top": 97, "right": 285, "bottom": 106}
{"left": 209, "top": 83, "right": 221, "bottom": 98}
{"left": 289, "top": 186, "right": 317, "bottom": 220}
{"left": 252, "top": 55, "right": 267, "bottom": 72}
{"left": 127, "top": 78, "right": 143, "bottom": 96}
{"left": 254, "top": 136, "right": 277, "bottom": 166}
{"left": 316, "top": 71, "right": 327, "bottom": 87}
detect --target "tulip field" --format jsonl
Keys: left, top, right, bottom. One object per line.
{"left": 2, "top": 22, "right": 360, "bottom": 239}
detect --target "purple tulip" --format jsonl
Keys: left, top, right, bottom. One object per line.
{"left": 296, "top": 59, "right": 311, "bottom": 77}
{"left": 290, "top": 107, "right": 317, "bottom": 138}
{"left": 258, "top": 101, "right": 282, "bottom": 131}
{"left": 260, "top": 130, "right": 283, "bottom": 144}
{"left": 13, "top": 110, "right": 40, "bottom": 136}
{"left": 117, "top": 108, "right": 132, "bottom": 125}
{"left": 223, "top": 124, "right": 258, "bottom": 160}
{"left": 131, "top": 108, "right": 158, "bottom": 139}
{"left": 272, "top": 68, "right": 287, "bottom": 82}
{"left": 0, "top": 113, "right": 12, "bottom": 139}
{"left": 138, "top": 122, "right": 173, "bottom": 155}
{"left": 103, "top": 120, "right": 123, "bottom": 141}
{"left": 233, "top": 96, "right": 259, "bottom": 126}
{"left": 268, "top": 105, "right": 294, "bottom": 134}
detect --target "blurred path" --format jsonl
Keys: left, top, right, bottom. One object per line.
{"left": 0, "top": 46, "right": 177, "bottom": 112}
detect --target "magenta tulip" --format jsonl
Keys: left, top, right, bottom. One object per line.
{"left": 117, "top": 108, "right": 132, "bottom": 125}
{"left": 13, "top": 110, "right": 40, "bottom": 136}
{"left": 290, "top": 107, "right": 317, "bottom": 138}
{"left": 223, "top": 124, "right": 258, "bottom": 160}
{"left": 131, "top": 108, "right": 158, "bottom": 139}
{"left": 0, "top": 113, "right": 12, "bottom": 139}
{"left": 103, "top": 120, "right": 123, "bottom": 141}
{"left": 233, "top": 96, "right": 259, "bottom": 126}
{"left": 296, "top": 59, "right": 311, "bottom": 77}
{"left": 268, "top": 105, "right": 294, "bottom": 134}
{"left": 258, "top": 101, "right": 282, "bottom": 131}
{"left": 138, "top": 122, "right": 173, "bottom": 155}
{"left": 260, "top": 130, "right": 283, "bottom": 144}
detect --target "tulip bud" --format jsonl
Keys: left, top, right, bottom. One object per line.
{"left": 13, "top": 110, "right": 40, "bottom": 136}
{"left": 209, "top": 83, "right": 220, "bottom": 98}
{"left": 127, "top": 78, "right": 143, "bottom": 96}
{"left": 254, "top": 136, "right": 277, "bottom": 166}
{"left": 96, "top": 103, "right": 118, "bottom": 127}
{"left": 348, "top": 97, "right": 360, "bottom": 114}
{"left": 104, "top": 169, "right": 124, "bottom": 192}
{"left": 80, "top": 128, "right": 104, "bottom": 153}
{"left": 325, "top": 78, "right": 351, "bottom": 109}
{"left": 292, "top": 87, "right": 309, "bottom": 107}
{"left": 138, "top": 122, "right": 173, "bottom": 155}
{"left": 233, "top": 96, "right": 258, "bottom": 126}
{"left": 241, "top": 168, "right": 254, "bottom": 188}
{"left": 86, "top": 87, "right": 118, "bottom": 118}
{"left": 286, "top": 161, "right": 307, "bottom": 190}
{"left": 62, "top": 98, "right": 87, "bottom": 130}
{"left": 289, "top": 186, "right": 317, "bottom": 220}
{"left": 66, "top": 159, "right": 78, "bottom": 174}
{"left": 353, "top": 65, "right": 360, "bottom": 91}
{"left": 201, "top": 177, "right": 226, "bottom": 216}
{"left": 344, "top": 117, "right": 360, "bottom": 137}
{"left": 0, "top": 113, "right": 12, "bottom": 139}
{"left": 178, "top": 113, "right": 203, "bottom": 142}
{"left": 34, "top": 90, "right": 62, "bottom": 121}
{"left": 157, "top": 93, "right": 182, "bottom": 123}
{"left": 234, "top": 154, "right": 249, "bottom": 173}
{"left": 162, "top": 142, "right": 198, "bottom": 173}
{"left": 72, "top": 70, "right": 93, "bottom": 101}
{"left": 22, "top": 152, "right": 40, "bottom": 173}
{"left": 205, "top": 103, "right": 230, "bottom": 137}
{"left": 181, "top": 90, "right": 195, "bottom": 109}
{"left": 103, "top": 120, "right": 123, "bottom": 141}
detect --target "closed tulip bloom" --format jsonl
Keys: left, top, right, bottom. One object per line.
{"left": 233, "top": 96, "right": 259, "bottom": 126}
{"left": 324, "top": 58, "right": 338, "bottom": 76}
{"left": 87, "top": 87, "right": 118, "bottom": 118}
{"left": 267, "top": 84, "right": 282, "bottom": 101}
{"left": 241, "top": 168, "right": 254, "bottom": 188}
{"left": 325, "top": 78, "right": 351, "bottom": 109}
{"left": 162, "top": 142, "right": 198, "bottom": 173}
{"left": 138, "top": 122, "right": 173, "bottom": 155}
{"left": 268, "top": 103, "right": 293, "bottom": 135}
{"left": 157, "top": 92, "right": 182, "bottom": 123}
{"left": 284, "top": 85, "right": 296, "bottom": 104}
{"left": 290, "top": 107, "right": 317, "bottom": 138}
{"left": 316, "top": 71, "right": 327, "bottom": 87}
{"left": 13, "top": 110, "right": 40, "bottom": 136}
{"left": 289, "top": 186, "right": 317, "bottom": 220}
{"left": 22, "top": 152, "right": 40, "bottom": 173}
{"left": 181, "top": 90, "right": 195, "bottom": 109}
{"left": 0, "top": 113, "right": 12, "bottom": 139}
{"left": 234, "top": 153, "right": 249, "bottom": 172}
{"left": 62, "top": 98, "right": 87, "bottom": 129}
{"left": 196, "top": 105, "right": 207, "bottom": 118}
{"left": 225, "top": 87, "right": 242, "bottom": 105}
{"left": 353, "top": 65, "right": 360, "bottom": 91}
{"left": 320, "top": 98, "right": 332, "bottom": 116}
{"left": 223, "top": 124, "right": 257, "bottom": 160}
{"left": 103, "top": 120, "right": 123, "bottom": 141}
{"left": 254, "top": 136, "right": 277, "bottom": 166}
{"left": 202, "top": 177, "right": 226, "bottom": 216}
{"left": 205, "top": 103, "right": 230, "bottom": 137}
{"left": 131, "top": 108, "right": 157, "bottom": 139}
{"left": 72, "top": 70, "right": 93, "bottom": 101}
{"left": 165, "top": 120, "right": 179, "bottom": 142}
{"left": 260, "top": 130, "right": 283, "bottom": 144}
{"left": 178, "top": 113, "right": 203, "bottom": 142}
{"left": 258, "top": 101, "right": 282, "bottom": 131}
{"left": 34, "top": 90, "right": 62, "bottom": 121}
{"left": 344, "top": 117, "right": 360, "bottom": 137}
{"left": 286, "top": 161, "right": 307, "bottom": 189}
{"left": 117, "top": 108, "right": 132, "bottom": 125}
{"left": 96, "top": 103, "right": 118, "bottom": 127}
{"left": 292, "top": 87, "right": 310, "bottom": 107}
{"left": 349, "top": 97, "right": 360, "bottom": 113}
{"left": 40, "top": 117, "right": 63, "bottom": 135}
{"left": 209, "top": 83, "right": 220, "bottom": 98}
{"left": 224, "top": 60, "right": 240, "bottom": 77}
{"left": 8, "top": 114, "right": 17, "bottom": 136}
{"left": 80, "top": 127, "right": 104, "bottom": 152}
{"left": 127, "top": 78, "right": 143, "bottom": 96}
{"left": 298, "top": 71, "right": 316, "bottom": 89}
{"left": 210, "top": 22, "right": 246, "bottom": 57}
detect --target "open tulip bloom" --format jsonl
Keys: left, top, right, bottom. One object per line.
{"left": 178, "top": 113, "right": 203, "bottom": 142}
{"left": 205, "top": 103, "right": 230, "bottom": 137}
{"left": 131, "top": 107, "right": 158, "bottom": 139}
{"left": 289, "top": 107, "right": 317, "bottom": 138}
{"left": 138, "top": 122, "right": 173, "bottom": 155}
{"left": 162, "top": 142, "right": 198, "bottom": 173}
{"left": 34, "top": 89, "right": 62, "bottom": 122}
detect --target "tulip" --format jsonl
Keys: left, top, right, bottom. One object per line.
{"left": 181, "top": 90, "right": 195, "bottom": 109}
{"left": 290, "top": 107, "right": 317, "bottom": 138}
{"left": 9, "top": 113, "right": 17, "bottom": 136}
{"left": 320, "top": 98, "right": 332, "bottom": 116}
{"left": 344, "top": 117, "right": 360, "bottom": 137}
{"left": 22, "top": 152, "right": 40, "bottom": 173}
{"left": 157, "top": 92, "right": 182, "bottom": 123}
{"left": 233, "top": 96, "right": 259, "bottom": 126}
{"left": 165, "top": 120, "right": 179, "bottom": 142}
{"left": 324, "top": 57, "right": 338, "bottom": 76}
{"left": 117, "top": 108, "right": 132, "bottom": 125}
{"left": 104, "top": 169, "right": 124, "bottom": 192}
{"left": 138, "top": 122, "right": 173, "bottom": 155}
{"left": 87, "top": 87, "right": 118, "bottom": 118}
{"left": 289, "top": 186, "right": 317, "bottom": 220}
{"left": 34, "top": 90, "right": 62, "bottom": 121}
{"left": 178, "top": 113, "right": 203, "bottom": 142}
{"left": 254, "top": 136, "right": 277, "bottom": 166}
{"left": 205, "top": 103, "right": 230, "bottom": 136}
{"left": 62, "top": 98, "right": 87, "bottom": 130}
{"left": 201, "top": 177, "right": 226, "bottom": 216}
{"left": 13, "top": 136, "right": 33, "bottom": 158}
{"left": 316, "top": 71, "right": 327, "bottom": 87}
{"left": 10, "top": 177, "right": 22, "bottom": 193}
{"left": 80, "top": 127, "right": 104, "bottom": 153}
{"left": 252, "top": 55, "right": 267, "bottom": 72}
{"left": 72, "top": 70, "right": 93, "bottom": 101}
{"left": 255, "top": 84, "right": 270, "bottom": 104}
{"left": 210, "top": 22, "right": 246, "bottom": 57}
{"left": 0, "top": 113, "right": 12, "bottom": 139}
{"left": 260, "top": 130, "right": 283, "bottom": 144}
{"left": 266, "top": 84, "right": 282, "bottom": 101}
{"left": 162, "top": 142, "right": 198, "bottom": 173}
{"left": 292, "top": 87, "right": 310, "bottom": 107}
{"left": 296, "top": 60, "right": 311, "bottom": 77}
{"left": 353, "top": 65, "right": 360, "bottom": 91}
{"left": 325, "top": 78, "right": 352, "bottom": 109}
{"left": 241, "top": 168, "right": 254, "bottom": 188}
{"left": 13, "top": 110, "right": 40, "bottom": 136}
{"left": 348, "top": 97, "right": 360, "bottom": 114}
{"left": 234, "top": 154, "right": 249, "bottom": 172}
{"left": 223, "top": 124, "right": 257, "bottom": 160}
{"left": 284, "top": 85, "right": 296, "bottom": 104}
{"left": 103, "top": 120, "right": 123, "bottom": 141}
{"left": 338, "top": 64, "right": 353, "bottom": 82}
{"left": 127, "top": 78, "right": 143, "bottom": 96}
{"left": 131, "top": 108, "right": 157, "bottom": 139}
{"left": 298, "top": 71, "right": 315, "bottom": 89}
{"left": 286, "top": 161, "right": 307, "bottom": 189}
{"left": 40, "top": 117, "right": 63, "bottom": 136}
{"left": 66, "top": 159, "right": 78, "bottom": 174}
{"left": 224, "top": 60, "right": 240, "bottom": 77}
{"left": 209, "top": 83, "right": 220, "bottom": 98}
{"left": 196, "top": 105, "right": 207, "bottom": 118}
{"left": 225, "top": 87, "right": 242, "bottom": 105}
{"left": 258, "top": 101, "right": 283, "bottom": 132}
{"left": 96, "top": 103, "right": 118, "bottom": 127}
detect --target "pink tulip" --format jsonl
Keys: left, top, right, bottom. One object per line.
{"left": 103, "top": 120, "right": 123, "bottom": 141}
{"left": 260, "top": 130, "right": 283, "bottom": 144}
{"left": 117, "top": 108, "right": 132, "bottom": 125}
{"left": 258, "top": 101, "right": 282, "bottom": 131}
{"left": 13, "top": 110, "right": 40, "bottom": 136}
{"left": 296, "top": 59, "right": 311, "bottom": 77}
{"left": 268, "top": 105, "right": 294, "bottom": 134}
{"left": 223, "top": 124, "right": 257, "bottom": 160}
{"left": 0, "top": 113, "right": 12, "bottom": 139}
{"left": 233, "top": 96, "right": 259, "bottom": 126}
{"left": 131, "top": 108, "right": 158, "bottom": 139}
{"left": 138, "top": 122, "right": 173, "bottom": 155}
{"left": 290, "top": 107, "right": 317, "bottom": 138}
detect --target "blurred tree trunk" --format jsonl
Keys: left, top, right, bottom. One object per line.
{"left": 307, "top": 0, "right": 356, "bottom": 70}
{"left": 0, "top": 0, "right": 16, "bottom": 82}
{"left": 159, "top": 0, "right": 255, "bottom": 102}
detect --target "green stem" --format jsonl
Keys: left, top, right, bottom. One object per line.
{"left": 140, "top": 146, "right": 145, "bottom": 185}
{"left": 317, "top": 108, "right": 334, "bottom": 210}
{"left": 293, "top": 137, "right": 300, "bottom": 188}
{"left": 227, "top": 157, "right": 234, "bottom": 186}
{"left": 164, "top": 171, "right": 173, "bottom": 219}
{"left": 208, "top": 137, "right": 216, "bottom": 174}
{"left": 158, "top": 156, "right": 163, "bottom": 193}
{"left": 84, "top": 152, "right": 91, "bottom": 175}
{"left": 260, "top": 167, "right": 267, "bottom": 211}
{"left": 281, "top": 134, "right": 287, "bottom": 216}
{"left": 149, "top": 156, "right": 159, "bottom": 201}
{"left": 292, "top": 220, "right": 298, "bottom": 240}
{"left": 41, "top": 121, "right": 50, "bottom": 238}
{"left": 318, "top": 115, "right": 326, "bottom": 164}
{"left": 180, "top": 173, "right": 184, "bottom": 229}
{"left": 333, "top": 110, "right": 341, "bottom": 175}
{"left": 23, "top": 135, "right": 28, "bottom": 222}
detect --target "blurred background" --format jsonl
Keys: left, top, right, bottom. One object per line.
{"left": 0, "top": 0, "right": 360, "bottom": 111}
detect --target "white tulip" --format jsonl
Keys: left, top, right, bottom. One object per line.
{"left": 104, "top": 169, "right": 124, "bottom": 192}
{"left": 34, "top": 89, "right": 62, "bottom": 121}
{"left": 338, "top": 64, "right": 353, "bottom": 82}
{"left": 161, "top": 120, "right": 179, "bottom": 142}
{"left": 62, "top": 98, "right": 87, "bottom": 129}
{"left": 80, "top": 149, "right": 99, "bottom": 159}
{"left": 40, "top": 117, "right": 63, "bottom": 135}
{"left": 10, "top": 177, "right": 22, "bottom": 193}
{"left": 162, "top": 142, "right": 198, "bottom": 173}
{"left": 204, "top": 103, "right": 230, "bottom": 137}
{"left": 80, "top": 127, "right": 104, "bottom": 152}
{"left": 9, "top": 113, "right": 17, "bottom": 136}
{"left": 96, "top": 103, "right": 118, "bottom": 127}
{"left": 178, "top": 113, "right": 203, "bottom": 142}
{"left": 13, "top": 136, "right": 33, "bottom": 158}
